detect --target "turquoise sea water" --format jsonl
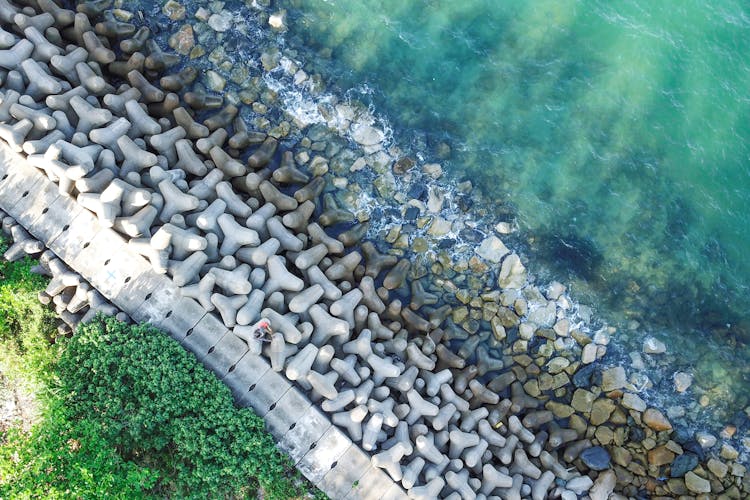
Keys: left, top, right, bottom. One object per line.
{"left": 278, "top": 1, "right": 750, "bottom": 418}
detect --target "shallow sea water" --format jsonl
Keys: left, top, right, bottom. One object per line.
{"left": 276, "top": 0, "right": 750, "bottom": 422}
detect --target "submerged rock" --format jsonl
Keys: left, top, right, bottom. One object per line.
{"left": 351, "top": 123, "right": 385, "bottom": 146}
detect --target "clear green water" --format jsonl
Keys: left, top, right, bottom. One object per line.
{"left": 279, "top": 1, "right": 750, "bottom": 416}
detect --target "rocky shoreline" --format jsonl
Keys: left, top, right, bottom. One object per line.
{"left": 0, "top": 0, "right": 747, "bottom": 498}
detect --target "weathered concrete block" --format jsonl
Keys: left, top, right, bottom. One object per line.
{"left": 4, "top": 173, "right": 59, "bottom": 233}
{"left": 344, "top": 466, "right": 394, "bottom": 500}
{"left": 263, "top": 386, "right": 311, "bottom": 439}
{"left": 47, "top": 208, "right": 102, "bottom": 263}
{"left": 132, "top": 280, "right": 184, "bottom": 325}
{"left": 29, "top": 194, "right": 82, "bottom": 245}
{"left": 87, "top": 237, "right": 151, "bottom": 300}
{"left": 317, "top": 446, "right": 373, "bottom": 499}
{"left": 278, "top": 405, "right": 331, "bottom": 464}
{"left": 239, "top": 369, "right": 292, "bottom": 416}
{"left": 298, "top": 426, "right": 352, "bottom": 484}
{"left": 222, "top": 352, "right": 270, "bottom": 401}
{"left": 0, "top": 159, "right": 48, "bottom": 219}
{"left": 180, "top": 313, "right": 227, "bottom": 361}
{"left": 110, "top": 272, "right": 174, "bottom": 317}
{"left": 201, "top": 331, "right": 249, "bottom": 378}
{"left": 69, "top": 229, "right": 129, "bottom": 283}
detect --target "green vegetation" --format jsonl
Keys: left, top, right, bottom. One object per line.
{"left": 0, "top": 236, "right": 314, "bottom": 499}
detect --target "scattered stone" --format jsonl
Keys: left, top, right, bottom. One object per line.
{"left": 643, "top": 336, "right": 666, "bottom": 354}
{"left": 581, "top": 343, "right": 597, "bottom": 364}
{"left": 268, "top": 10, "right": 287, "bottom": 31}
{"left": 695, "top": 432, "right": 717, "bottom": 449}
{"left": 684, "top": 471, "right": 711, "bottom": 494}
{"left": 163, "top": 0, "right": 186, "bottom": 20}
{"left": 427, "top": 217, "right": 451, "bottom": 237}
{"left": 495, "top": 221, "right": 513, "bottom": 234}
{"left": 208, "top": 12, "right": 233, "bottom": 32}
{"left": 476, "top": 235, "right": 509, "bottom": 264}
{"left": 580, "top": 446, "right": 611, "bottom": 471}
{"left": 648, "top": 445, "right": 675, "bottom": 466}
{"left": 169, "top": 25, "right": 195, "bottom": 55}
{"left": 670, "top": 453, "right": 699, "bottom": 478}
{"left": 672, "top": 371, "right": 692, "bottom": 393}
{"left": 590, "top": 398, "right": 616, "bottom": 426}
{"left": 528, "top": 301, "right": 556, "bottom": 328}
{"left": 571, "top": 388, "right": 596, "bottom": 413}
{"left": 392, "top": 156, "right": 415, "bottom": 174}
{"left": 427, "top": 187, "right": 445, "bottom": 213}
{"left": 195, "top": 7, "right": 211, "bottom": 21}
{"left": 206, "top": 71, "right": 226, "bottom": 92}
{"left": 643, "top": 408, "right": 672, "bottom": 432}
{"left": 422, "top": 163, "right": 443, "bottom": 179}
{"left": 601, "top": 366, "right": 627, "bottom": 392}
{"left": 497, "top": 253, "right": 526, "bottom": 289}
{"left": 720, "top": 443, "right": 739, "bottom": 460}
{"left": 621, "top": 392, "right": 647, "bottom": 412}
{"left": 351, "top": 123, "right": 385, "bottom": 146}
{"left": 707, "top": 458, "right": 728, "bottom": 479}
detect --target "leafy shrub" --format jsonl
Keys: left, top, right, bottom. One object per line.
{"left": 58, "top": 316, "right": 303, "bottom": 499}
{"left": 0, "top": 235, "right": 311, "bottom": 498}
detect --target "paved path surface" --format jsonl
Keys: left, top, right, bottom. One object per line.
{"left": 0, "top": 142, "right": 407, "bottom": 500}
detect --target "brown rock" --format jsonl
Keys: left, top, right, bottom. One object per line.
{"left": 169, "top": 25, "right": 194, "bottom": 55}
{"left": 590, "top": 398, "right": 616, "bottom": 426}
{"left": 648, "top": 445, "right": 676, "bottom": 466}
{"left": 643, "top": 408, "right": 672, "bottom": 432}
{"left": 392, "top": 156, "right": 415, "bottom": 174}
{"left": 571, "top": 388, "right": 596, "bottom": 413}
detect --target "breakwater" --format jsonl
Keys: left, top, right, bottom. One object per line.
{"left": 0, "top": 0, "right": 747, "bottom": 498}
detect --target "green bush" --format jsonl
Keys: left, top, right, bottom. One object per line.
{"left": 0, "top": 235, "right": 313, "bottom": 498}
{"left": 57, "top": 316, "right": 303, "bottom": 499}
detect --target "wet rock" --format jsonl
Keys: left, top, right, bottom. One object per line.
{"left": 351, "top": 123, "right": 385, "bottom": 146}
{"left": 573, "top": 363, "right": 596, "bottom": 388}
{"left": 169, "top": 25, "right": 194, "bottom": 55}
{"left": 163, "top": 0, "right": 186, "bottom": 20}
{"left": 670, "top": 452, "right": 699, "bottom": 477}
{"left": 571, "top": 388, "right": 595, "bottom": 413}
{"left": 476, "top": 235, "right": 509, "bottom": 264}
{"left": 590, "top": 399, "right": 616, "bottom": 426}
{"left": 268, "top": 10, "right": 287, "bottom": 31}
{"left": 497, "top": 253, "right": 526, "bottom": 289}
{"left": 622, "top": 392, "right": 647, "bottom": 412}
{"left": 392, "top": 156, "right": 415, "bottom": 174}
{"left": 643, "top": 408, "right": 672, "bottom": 432}
{"left": 684, "top": 471, "right": 711, "bottom": 494}
{"left": 528, "top": 301, "right": 556, "bottom": 328}
{"left": 643, "top": 336, "right": 666, "bottom": 354}
{"left": 581, "top": 446, "right": 611, "bottom": 471}
{"left": 427, "top": 217, "right": 451, "bottom": 237}
{"left": 208, "top": 12, "right": 233, "bottom": 32}
{"left": 422, "top": 163, "right": 442, "bottom": 179}
{"left": 720, "top": 443, "right": 739, "bottom": 460}
{"left": 673, "top": 371, "right": 692, "bottom": 393}
{"left": 601, "top": 366, "right": 627, "bottom": 392}
{"left": 707, "top": 458, "right": 728, "bottom": 479}
{"left": 648, "top": 445, "right": 675, "bottom": 466}
{"left": 695, "top": 432, "right": 717, "bottom": 449}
